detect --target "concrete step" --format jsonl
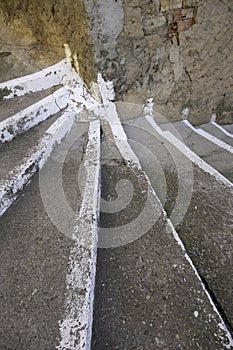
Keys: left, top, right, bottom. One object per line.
{"left": 0, "top": 108, "right": 76, "bottom": 216}
{"left": 0, "top": 87, "right": 69, "bottom": 144}
{"left": 160, "top": 120, "right": 233, "bottom": 183}
{"left": 122, "top": 115, "right": 233, "bottom": 335}
{"left": 222, "top": 124, "right": 233, "bottom": 134}
{"left": 0, "top": 59, "right": 71, "bottom": 99}
{"left": 0, "top": 119, "right": 101, "bottom": 350}
{"left": 0, "top": 86, "right": 60, "bottom": 123}
{"left": 91, "top": 90, "right": 233, "bottom": 350}
{"left": 199, "top": 122, "right": 233, "bottom": 147}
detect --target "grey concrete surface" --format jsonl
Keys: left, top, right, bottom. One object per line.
{"left": 160, "top": 121, "right": 233, "bottom": 183}
{"left": 0, "top": 113, "right": 59, "bottom": 182}
{"left": 0, "top": 86, "right": 60, "bottom": 123}
{"left": 92, "top": 140, "right": 232, "bottom": 349}
{"left": 0, "top": 122, "right": 88, "bottom": 350}
{"left": 122, "top": 116, "right": 233, "bottom": 332}
{"left": 199, "top": 123, "right": 233, "bottom": 147}
{"left": 222, "top": 124, "right": 233, "bottom": 134}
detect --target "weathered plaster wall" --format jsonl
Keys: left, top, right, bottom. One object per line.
{"left": 87, "top": 0, "right": 233, "bottom": 124}
{"left": 0, "top": 0, "right": 232, "bottom": 124}
{"left": 0, "top": 0, "right": 95, "bottom": 86}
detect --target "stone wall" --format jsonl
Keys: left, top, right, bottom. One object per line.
{"left": 87, "top": 0, "right": 233, "bottom": 124}
{"left": 0, "top": 0, "right": 232, "bottom": 124}
{"left": 0, "top": 0, "right": 95, "bottom": 86}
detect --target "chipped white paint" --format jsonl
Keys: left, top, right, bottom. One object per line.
{"left": 63, "top": 44, "right": 73, "bottom": 63}
{"left": 143, "top": 98, "right": 154, "bottom": 117}
{"left": 57, "top": 119, "right": 100, "bottom": 350}
{"left": 0, "top": 109, "right": 76, "bottom": 217}
{"left": 184, "top": 120, "right": 233, "bottom": 154}
{"left": 182, "top": 108, "right": 190, "bottom": 118}
{"left": 0, "top": 88, "right": 69, "bottom": 143}
{"left": 0, "top": 59, "right": 72, "bottom": 99}
{"left": 211, "top": 113, "right": 217, "bottom": 122}
{"left": 146, "top": 116, "right": 233, "bottom": 188}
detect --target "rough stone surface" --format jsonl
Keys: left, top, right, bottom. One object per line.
{"left": 88, "top": 0, "right": 233, "bottom": 124}
{"left": 0, "top": 1, "right": 95, "bottom": 86}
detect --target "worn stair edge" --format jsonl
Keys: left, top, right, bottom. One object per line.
{"left": 146, "top": 116, "right": 233, "bottom": 188}
{"left": 0, "top": 109, "right": 76, "bottom": 217}
{"left": 57, "top": 119, "right": 101, "bottom": 350}
{"left": 0, "top": 59, "right": 71, "bottom": 100}
{"left": 183, "top": 120, "right": 233, "bottom": 154}
{"left": 0, "top": 88, "right": 70, "bottom": 144}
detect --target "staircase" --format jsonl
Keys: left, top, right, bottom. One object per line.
{"left": 0, "top": 61, "right": 233, "bottom": 350}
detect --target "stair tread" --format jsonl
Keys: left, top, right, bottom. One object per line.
{"left": 160, "top": 120, "right": 233, "bottom": 182}
{"left": 199, "top": 123, "right": 233, "bottom": 147}
{"left": 0, "top": 86, "right": 60, "bottom": 123}
{"left": 0, "top": 113, "right": 61, "bottom": 183}
{"left": 222, "top": 124, "right": 233, "bottom": 134}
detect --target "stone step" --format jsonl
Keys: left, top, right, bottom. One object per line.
{"left": 160, "top": 120, "right": 233, "bottom": 183}
{"left": 222, "top": 124, "right": 233, "bottom": 134}
{"left": 199, "top": 122, "right": 233, "bottom": 147}
{"left": 0, "top": 118, "right": 101, "bottom": 350}
{"left": 91, "top": 92, "right": 233, "bottom": 350}
{"left": 0, "top": 59, "right": 71, "bottom": 100}
{"left": 0, "top": 87, "right": 69, "bottom": 144}
{"left": 122, "top": 115, "right": 233, "bottom": 334}
{"left": 0, "top": 86, "right": 60, "bottom": 123}
{"left": 0, "top": 108, "right": 75, "bottom": 216}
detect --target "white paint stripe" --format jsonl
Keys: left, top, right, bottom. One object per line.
{"left": 57, "top": 119, "right": 100, "bottom": 350}
{"left": 0, "top": 88, "right": 70, "bottom": 143}
{"left": 146, "top": 116, "right": 233, "bottom": 188}
{"left": 0, "top": 109, "right": 76, "bottom": 217}
{"left": 212, "top": 122, "right": 233, "bottom": 138}
{"left": 183, "top": 120, "right": 233, "bottom": 154}
{"left": 0, "top": 59, "right": 72, "bottom": 99}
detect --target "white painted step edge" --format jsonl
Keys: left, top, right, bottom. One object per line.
{"left": 211, "top": 122, "right": 233, "bottom": 139}
{"left": 0, "top": 109, "right": 76, "bottom": 217}
{"left": 0, "top": 59, "right": 72, "bottom": 99}
{"left": 0, "top": 87, "right": 70, "bottom": 143}
{"left": 183, "top": 120, "right": 233, "bottom": 154}
{"left": 146, "top": 116, "right": 233, "bottom": 188}
{"left": 57, "top": 119, "right": 101, "bottom": 350}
